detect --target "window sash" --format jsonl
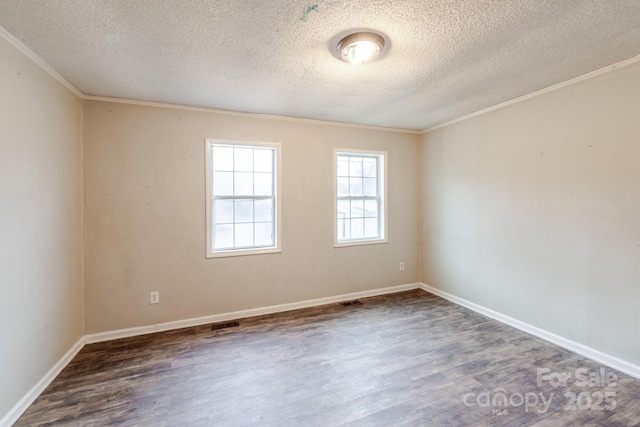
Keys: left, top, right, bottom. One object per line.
{"left": 206, "top": 141, "right": 280, "bottom": 257}
{"left": 335, "top": 150, "right": 386, "bottom": 245}
{"left": 337, "top": 197, "right": 382, "bottom": 242}
{"left": 211, "top": 195, "right": 276, "bottom": 251}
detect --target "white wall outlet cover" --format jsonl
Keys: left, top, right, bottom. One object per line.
{"left": 150, "top": 291, "right": 160, "bottom": 304}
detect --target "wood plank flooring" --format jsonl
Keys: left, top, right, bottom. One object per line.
{"left": 16, "top": 290, "right": 640, "bottom": 426}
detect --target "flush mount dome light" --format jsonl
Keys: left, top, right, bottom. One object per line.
{"left": 337, "top": 31, "right": 385, "bottom": 65}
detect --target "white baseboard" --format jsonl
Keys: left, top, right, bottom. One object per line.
{"left": 4, "top": 282, "right": 413, "bottom": 424}
{"left": 418, "top": 282, "right": 640, "bottom": 380}
{"left": 6, "top": 281, "right": 640, "bottom": 425}
{"left": 0, "top": 337, "right": 86, "bottom": 427}
{"left": 2, "top": 283, "right": 420, "bottom": 424}
{"left": 85, "top": 282, "right": 421, "bottom": 344}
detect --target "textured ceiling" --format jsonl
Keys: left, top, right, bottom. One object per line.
{"left": 1, "top": 1, "right": 640, "bottom": 131}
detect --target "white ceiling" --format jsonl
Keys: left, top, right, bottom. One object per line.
{"left": 1, "top": 1, "right": 640, "bottom": 131}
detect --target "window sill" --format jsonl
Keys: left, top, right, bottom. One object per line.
{"left": 334, "top": 239, "right": 387, "bottom": 248}
{"left": 206, "top": 247, "right": 282, "bottom": 259}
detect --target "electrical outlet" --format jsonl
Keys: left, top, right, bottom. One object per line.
{"left": 399, "top": 262, "right": 405, "bottom": 271}
{"left": 150, "top": 291, "right": 160, "bottom": 305}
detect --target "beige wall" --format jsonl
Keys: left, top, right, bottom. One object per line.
{"left": 5, "top": 16, "right": 640, "bottom": 418}
{"left": 83, "top": 101, "right": 420, "bottom": 333}
{"left": 421, "top": 61, "right": 640, "bottom": 365}
{"left": 0, "top": 36, "right": 84, "bottom": 417}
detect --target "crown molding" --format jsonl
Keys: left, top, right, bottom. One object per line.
{"left": 83, "top": 95, "right": 421, "bottom": 135}
{"left": 0, "top": 24, "right": 83, "bottom": 98}
{"left": 4, "top": 22, "right": 637, "bottom": 137}
{"left": 422, "top": 54, "right": 640, "bottom": 134}
{"left": 1, "top": 24, "right": 417, "bottom": 135}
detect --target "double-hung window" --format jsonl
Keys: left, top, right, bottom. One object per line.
{"left": 205, "top": 140, "right": 281, "bottom": 257}
{"left": 335, "top": 149, "right": 387, "bottom": 246}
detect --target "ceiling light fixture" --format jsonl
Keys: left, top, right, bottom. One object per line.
{"left": 337, "top": 32, "right": 385, "bottom": 65}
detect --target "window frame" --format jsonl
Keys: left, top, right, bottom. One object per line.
{"left": 205, "top": 139, "right": 282, "bottom": 258}
{"left": 334, "top": 148, "right": 388, "bottom": 247}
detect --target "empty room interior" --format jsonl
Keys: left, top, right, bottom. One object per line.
{"left": 2, "top": 1, "right": 640, "bottom": 426}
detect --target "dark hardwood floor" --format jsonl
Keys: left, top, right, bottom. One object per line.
{"left": 16, "top": 290, "right": 640, "bottom": 426}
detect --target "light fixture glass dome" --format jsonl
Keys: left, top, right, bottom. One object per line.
{"left": 337, "top": 32, "right": 385, "bottom": 65}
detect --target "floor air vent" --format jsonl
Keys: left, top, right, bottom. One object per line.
{"left": 211, "top": 321, "right": 240, "bottom": 331}
{"left": 341, "top": 300, "right": 362, "bottom": 307}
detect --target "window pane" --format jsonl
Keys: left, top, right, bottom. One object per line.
{"left": 234, "top": 199, "right": 253, "bottom": 223}
{"left": 337, "top": 177, "right": 350, "bottom": 197}
{"left": 254, "top": 173, "right": 272, "bottom": 196}
{"left": 364, "top": 218, "right": 379, "bottom": 238}
{"left": 234, "top": 172, "right": 253, "bottom": 196}
{"left": 212, "top": 146, "right": 234, "bottom": 171}
{"left": 337, "top": 157, "right": 349, "bottom": 176}
{"left": 350, "top": 199, "right": 364, "bottom": 219}
{"left": 214, "top": 199, "right": 233, "bottom": 224}
{"left": 214, "top": 224, "right": 233, "bottom": 249}
{"left": 213, "top": 171, "right": 233, "bottom": 196}
{"left": 349, "top": 157, "right": 363, "bottom": 177}
{"left": 363, "top": 178, "right": 377, "bottom": 197}
{"left": 337, "top": 218, "right": 350, "bottom": 240}
{"left": 349, "top": 177, "right": 362, "bottom": 196}
{"left": 254, "top": 148, "right": 273, "bottom": 173}
{"left": 351, "top": 218, "right": 364, "bottom": 239}
{"left": 362, "top": 158, "right": 377, "bottom": 177}
{"left": 337, "top": 200, "right": 350, "bottom": 220}
{"left": 364, "top": 200, "right": 378, "bottom": 218}
{"left": 255, "top": 222, "right": 273, "bottom": 246}
{"left": 234, "top": 147, "right": 253, "bottom": 172}
{"left": 255, "top": 199, "right": 273, "bottom": 222}
{"left": 235, "top": 223, "right": 254, "bottom": 247}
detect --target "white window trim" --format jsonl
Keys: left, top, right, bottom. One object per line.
{"left": 205, "top": 139, "right": 282, "bottom": 258}
{"left": 334, "top": 148, "right": 388, "bottom": 248}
